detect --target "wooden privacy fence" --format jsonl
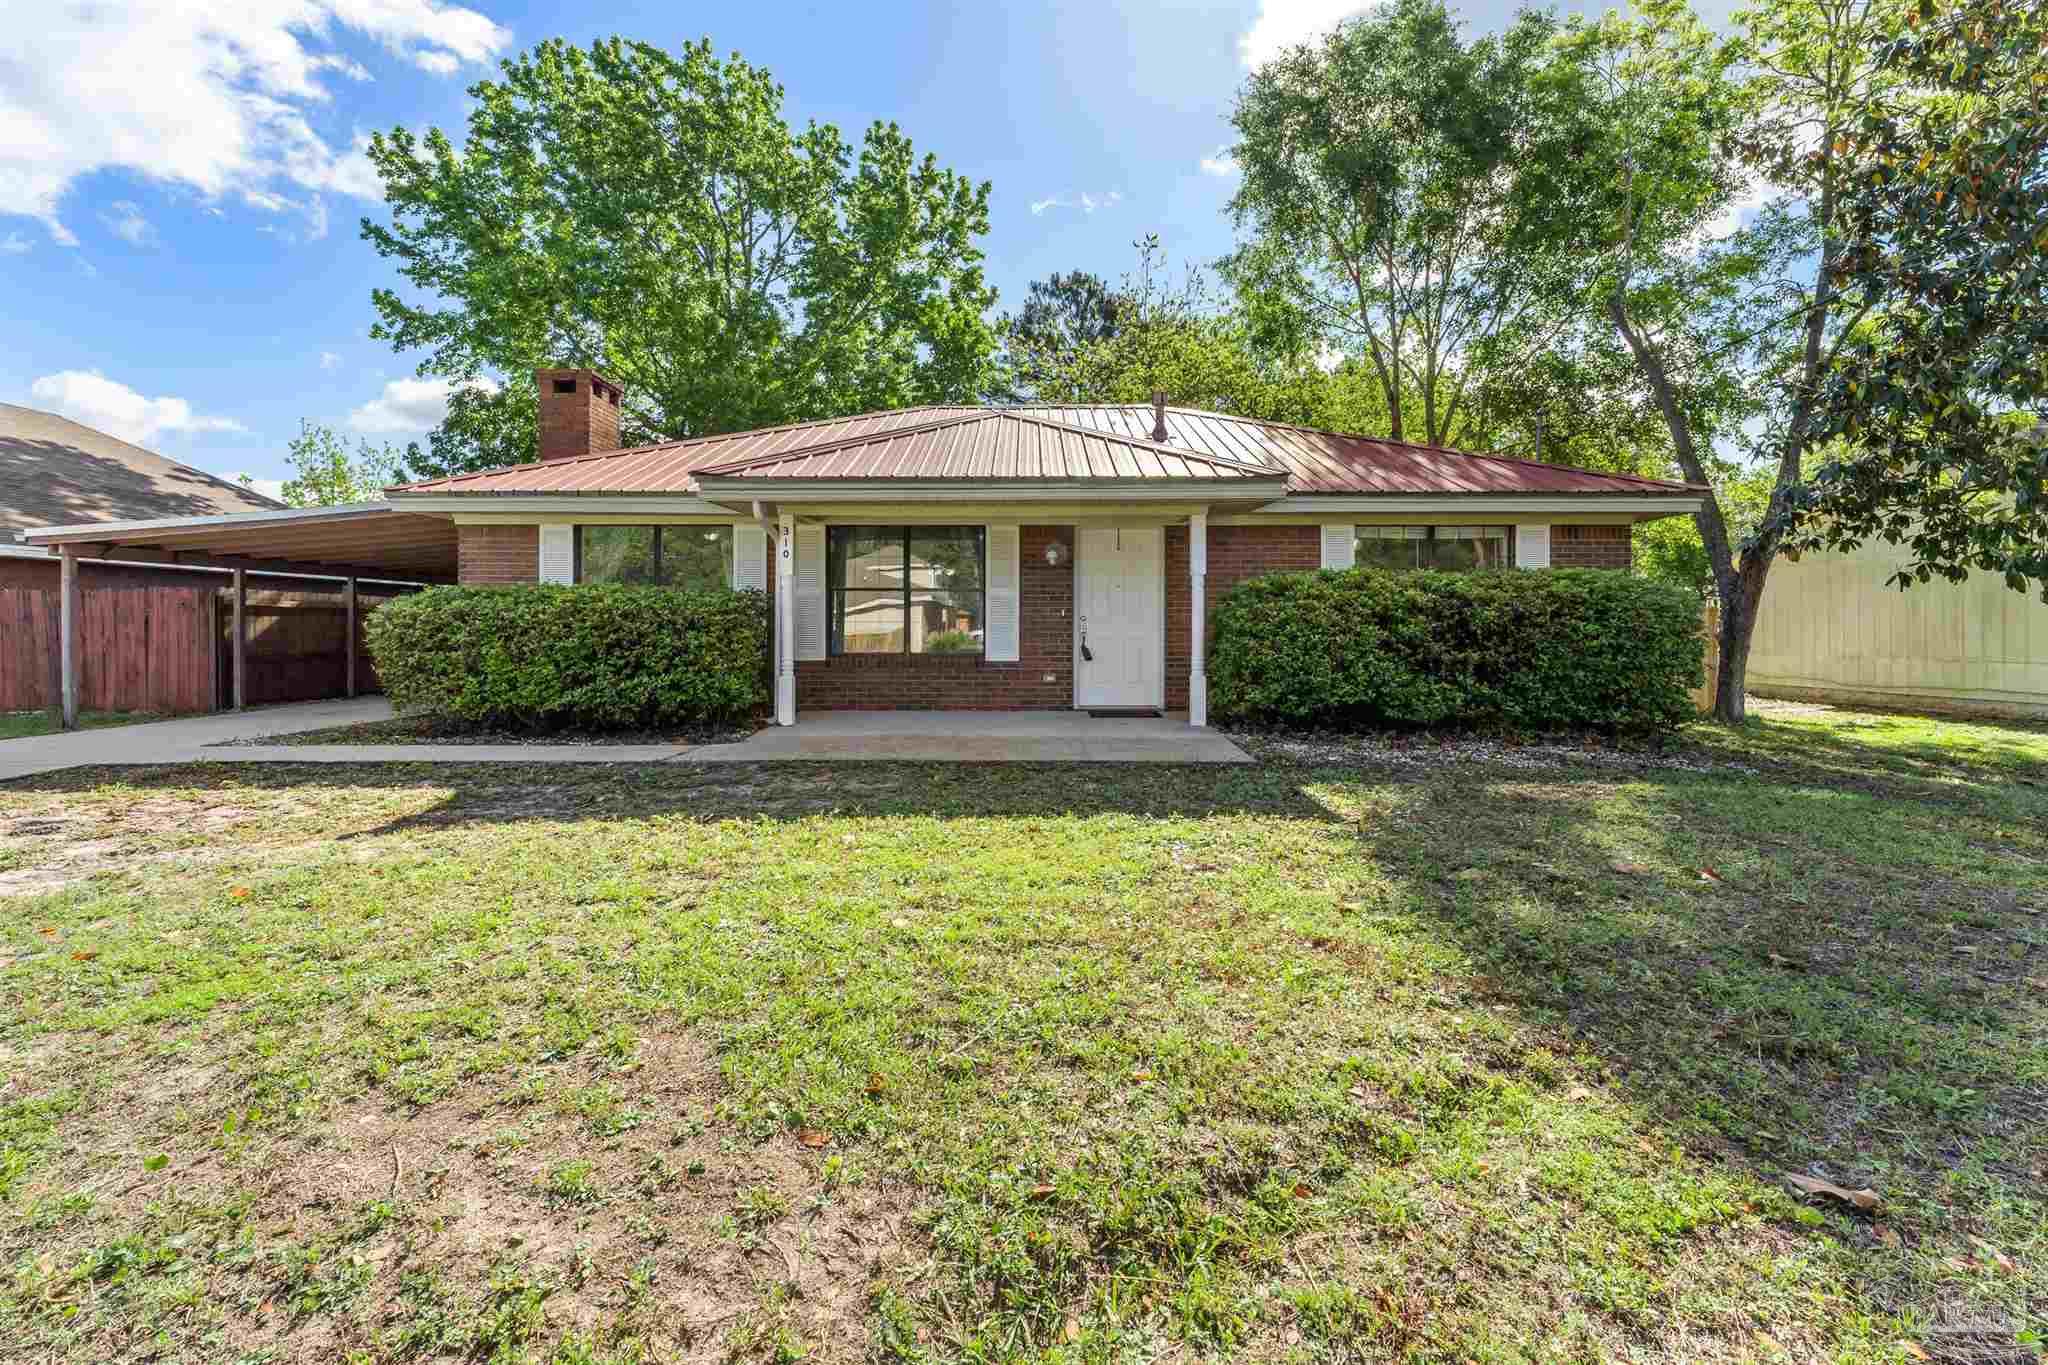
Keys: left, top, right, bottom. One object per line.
{"left": 217, "top": 591, "right": 400, "bottom": 708}
{"left": 1, "top": 584, "right": 403, "bottom": 715}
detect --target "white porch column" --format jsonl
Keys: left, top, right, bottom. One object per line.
{"left": 58, "top": 546, "right": 81, "bottom": 730}
{"left": 344, "top": 576, "right": 358, "bottom": 699}
{"left": 1188, "top": 510, "right": 1208, "bottom": 727}
{"left": 775, "top": 512, "right": 797, "bottom": 726}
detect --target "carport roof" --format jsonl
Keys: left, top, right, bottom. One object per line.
{"left": 15, "top": 502, "right": 457, "bottom": 583}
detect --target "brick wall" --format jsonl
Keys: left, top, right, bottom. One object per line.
{"left": 1550, "top": 524, "right": 1633, "bottom": 570}
{"left": 1166, "top": 523, "right": 1319, "bottom": 711}
{"left": 457, "top": 524, "right": 538, "bottom": 584}
{"left": 795, "top": 525, "right": 1075, "bottom": 710}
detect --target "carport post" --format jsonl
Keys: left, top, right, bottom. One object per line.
{"left": 231, "top": 568, "right": 247, "bottom": 712}
{"left": 58, "top": 546, "right": 81, "bottom": 730}
{"left": 344, "top": 576, "right": 358, "bottom": 698}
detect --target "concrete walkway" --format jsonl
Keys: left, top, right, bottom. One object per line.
{"left": 1, "top": 702, "right": 1250, "bottom": 781}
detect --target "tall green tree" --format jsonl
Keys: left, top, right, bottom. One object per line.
{"left": 1222, "top": 0, "right": 1583, "bottom": 447}
{"left": 360, "top": 37, "right": 1000, "bottom": 473}
{"left": 1020, "top": 238, "right": 1349, "bottom": 425}
{"left": 998, "top": 271, "right": 1126, "bottom": 400}
{"left": 266, "top": 422, "right": 408, "bottom": 507}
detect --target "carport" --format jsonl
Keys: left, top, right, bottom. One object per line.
{"left": 17, "top": 502, "right": 456, "bottom": 728}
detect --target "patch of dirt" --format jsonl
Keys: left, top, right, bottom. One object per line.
{"left": 222, "top": 715, "right": 764, "bottom": 748}
{"left": 19, "top": 1028, "right": 918, "bottom": 1363}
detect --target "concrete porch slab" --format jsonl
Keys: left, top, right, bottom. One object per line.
{"left": 683, "top": 711, "right": 1253, "bottom": 764}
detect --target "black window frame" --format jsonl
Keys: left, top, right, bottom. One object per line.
{"left": 573, "top": 524, "right": 733, "bottom": 589}
{"left": 827, "top": 525, "right": 987, "bottom": 657}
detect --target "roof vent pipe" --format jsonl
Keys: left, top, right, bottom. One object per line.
{"left": 1151, "top": 390, "right": 1169, "bottom": 443}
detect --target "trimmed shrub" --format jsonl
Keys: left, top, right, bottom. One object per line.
{"left": 1208, "top": 568, "right": 1704, "bottom": 732}
{"left": 365, "top": 584, "right": 771, "bottom": 730}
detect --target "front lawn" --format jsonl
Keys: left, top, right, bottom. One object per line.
{"left": 0, "top": 706, "right": 2042, "bottom": 1362}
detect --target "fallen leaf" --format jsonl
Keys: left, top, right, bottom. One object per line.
{"left": 38, "top": 926, "right": 56, "bottom": 936}
{"left": 69, "top": 950, "right": 97, "bottom": 961}
{"left": 1783, "top": 1172, "right": 1882, "bottom": 1212}
{"left": 1129, "top": 1069, "right": 1152, "bottom": 1083}
{"left": 1292, "top": 1182, "right": 1313, "bottom": 1199}
{"left": 1029, "top": 1183, "right": 1056, "bottom": 1199}
{"left": 1609, "top": 861, "right": 1651, "bottom": 875}
{"left": 1697, "top": 867, "right": 1722, "bottom": 883}
{"left": 1063, "top": 1317, "right": 1080, "bottom": 1343}
{"left": 864, "top": 1073, "right": 886, "bottom": 1097}
{"left": 229, "top": 887, "right": 252, "bottom": 899}
{"left": 795, "top": 1128, "right": 830, "bottom": 1149}
{"left": 1898, "top": 1342, "right": 1928, "bottom": 1361}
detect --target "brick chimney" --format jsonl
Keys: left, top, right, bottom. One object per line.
{"left": 534, "top": 367, "right": 622, "bottom": 462}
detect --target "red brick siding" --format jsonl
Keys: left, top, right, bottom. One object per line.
{"left": 1550, "top": 524, "right": 1633, "bottom": 570}
{"left": 795, "top": 525, "right": 1075, "bottom": 710}
{"left": 457, "top": 524, "right": 539, "bottom": 584}
{"left": 1166, "top": 523, "right": 1319, "bottom": 711}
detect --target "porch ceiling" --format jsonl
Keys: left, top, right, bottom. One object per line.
{"left": 16, "top": 502, "right": 458, "bottom": 583}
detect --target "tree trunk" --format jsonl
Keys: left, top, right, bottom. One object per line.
{"left": 1710, "top": 558, "right": 1772, "bottom": 723}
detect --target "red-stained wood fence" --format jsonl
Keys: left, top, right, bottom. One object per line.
{"left": 1, "top": 585, "right": 404, "bottom": 715}
{"left": 0, "top": 585, "right": 216, "bottom": 713}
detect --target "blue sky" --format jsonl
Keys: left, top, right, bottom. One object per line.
{"left": 1, "top": 0, "right": 1715, "bottom": 497}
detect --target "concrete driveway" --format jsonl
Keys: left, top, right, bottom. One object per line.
{"left": 0, "top": 698, "right": 398, "bottom": 782}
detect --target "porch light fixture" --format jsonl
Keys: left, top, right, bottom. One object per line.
{"left": 1043, "top": 539, "right": 1069, "bottom": 568}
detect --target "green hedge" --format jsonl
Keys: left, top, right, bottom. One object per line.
{"left": 365, "top": 584, "right": 771, "bottom": 730}
{"left": 1208, "top": 568, "right": 1704, "bottom": 732}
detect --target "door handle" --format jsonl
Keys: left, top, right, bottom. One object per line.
{"left": 1079, "top": 615, "right": 1093, "bottom": 662}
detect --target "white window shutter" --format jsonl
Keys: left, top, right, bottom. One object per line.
{"left": 539, "top": 524, "right": 575, "bottom": 583}
{"left": 985, "top": 524, "right": 1021, "bottom": 661}
{"left": 1516, "top": 524, "right": 1552, "bottom": 569}
{"left": 1320, "top": 523, "right": 1356, "bottom": 570}
{"left": 794, "top": 522, "right": 827, "bottom": 660}
{"left": 733, "top": 523, "right": 767, "bottom": 591}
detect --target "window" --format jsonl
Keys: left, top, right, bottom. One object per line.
{"left": 575, "top": 525, "right": 733, "bottom": 589}
{"left": 1355, "top": 525, "right": 1511, "bottom": 571}
{"left": 828, "top": 526, "right": 985, "bottom": 655}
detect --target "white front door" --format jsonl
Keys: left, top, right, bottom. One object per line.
{"left": 1075, "top": 526, "right": 1165, "bottom": 709}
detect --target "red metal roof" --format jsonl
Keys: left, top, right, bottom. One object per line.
{"left": 389, "top": 403, "right": 1702, "bottom": 498}
{"left": 692, "top": 411, "right": 1280, "bottom": 482}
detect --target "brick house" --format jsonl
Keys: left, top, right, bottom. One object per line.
{"left": 21, "top": 369, "right": 1705, "bottom": 727}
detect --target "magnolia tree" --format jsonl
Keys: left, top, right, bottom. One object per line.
{"left": 1540, "top": 0, "right": 2047, "bottom": 721}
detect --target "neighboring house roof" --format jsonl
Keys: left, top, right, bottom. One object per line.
{"left": 0, "top": 402, "right": 284, "bottom": 537}
{"left": 387, "top": 402, "right": 1703, "bottom": 499}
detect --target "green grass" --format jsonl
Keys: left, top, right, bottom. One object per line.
{"left": 0, "top": 711, "right": 162, "bottom": 741}
{"left": 0, "top": 704, "right": 2042, "bottom": 1362}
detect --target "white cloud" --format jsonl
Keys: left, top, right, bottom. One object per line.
{"left": 101, "top": 199, "right": 157, "bottom": 246}
{"left": 220, "top": 471, "right": 288, "bottom": 501}
{"left": 1029, "top": 190, "right": 1122, "bottom": 216}
{"left": 0, "top": 231, "right": 29, "bottom": 254}
{"left": 1238, "top": 0, "right": 1372, "bottom": 67}
{"left": 346, "top": 374, "right": 495, "bottom": 434}
{"left": 319, "top": 350, "right": 341, "bottom": 370}
{"left": 0, "top": 1, "right": 510, "bottom": 245}
{"left": 1199, "top": 146, "right": 1239, "bottom": 177}
{"left": 29, "top": 370, "right": 246, "bottom": 445}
